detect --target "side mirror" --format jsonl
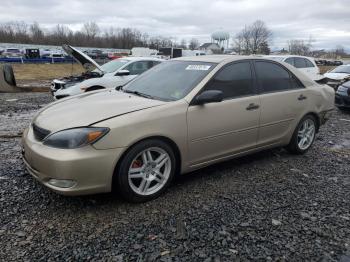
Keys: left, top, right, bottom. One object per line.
{"left": 193, "top": 90, "right": 223, "bottom": 105}
{"left": 116, "top": 70, "right": 130, "bottom": 76}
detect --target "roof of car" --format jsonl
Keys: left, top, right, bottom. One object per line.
{"left": 123, "top": 56, "right": 163, "bottom": 61}
{"left": 174, "top": 55, "right": 254, "bottom": 63}
{"left": 174, "top": 55, "right": 291, "bottom": 64}
{"left": 266, "top": 55, "right": 315, "bottom": 60}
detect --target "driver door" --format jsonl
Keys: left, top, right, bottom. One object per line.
{"left": 187, "top": 61, "right": 260, "bottom": 166}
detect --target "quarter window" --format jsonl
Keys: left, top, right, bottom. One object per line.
{"left": 304, "top": 59, "right": 315, "bottom": 68}
{"left": 255, "top": 61, "right": 303, "bottom": 92}
{"left": 203, "top": 62, "right": 255, "bottom": 99}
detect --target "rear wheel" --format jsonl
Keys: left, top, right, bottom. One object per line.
{"left": 286, "top": 115, "right": 317, "bottom": 154}
{"left": 115, "top": 139, "right": 176, "bottom": 202}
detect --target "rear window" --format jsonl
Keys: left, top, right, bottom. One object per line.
{"left": 294, "top": 58, "right": 307, "bottom": 68}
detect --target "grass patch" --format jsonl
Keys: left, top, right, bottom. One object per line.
{"left": 12, "top": 63, "right": 85, "bottom": 80}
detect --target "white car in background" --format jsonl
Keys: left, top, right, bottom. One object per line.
{"left": 267, "top": 55, "right": 321, "bottom": 80}
{"left": 52, "top": 45, "right": 163, "bottom": 99}
{"left": 324, "top": 64, "right": 350, "bottom": 81}
{"left": 322, "top": 64, "right": 350, "bottom": 90}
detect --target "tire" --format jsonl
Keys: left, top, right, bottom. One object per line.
{"left": 3, "top": 64, "right": 16, "bottom": 86}
{"left": 286, "top": 114, "right": 317, "bottom": 154}
{"left": 115, "top": 139, "right": 176, "bottom": 203}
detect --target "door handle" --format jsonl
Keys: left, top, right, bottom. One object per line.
{"left": 298, "top": 94, "right": 307, "bottom": 101}
{"left": 246, "top": 103, "right": 260, "bottom": 111}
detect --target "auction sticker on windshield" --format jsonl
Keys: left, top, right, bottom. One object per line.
{"left": 185, "top": 65, "right": 211, "bottom": 71}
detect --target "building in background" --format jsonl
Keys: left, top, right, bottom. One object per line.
{"left": 199, "top": 43, "right": 221, "bottom": 54}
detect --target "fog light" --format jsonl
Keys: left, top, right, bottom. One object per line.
{"left": 48, "top": 179, "right": 77, "bottom": 188}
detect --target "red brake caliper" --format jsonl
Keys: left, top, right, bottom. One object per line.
{"left": 132, "top": 160, "right": 142, "bottom": 169}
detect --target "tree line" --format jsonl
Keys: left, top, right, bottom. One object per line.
{"left": 0, "top": 21, "right": 200, "bottom": 50}
{"left": 231, "top": 20, "right": 347, "bottom": 57}
{"left": 1, "top": 20, "right": 346, "bottom": 57}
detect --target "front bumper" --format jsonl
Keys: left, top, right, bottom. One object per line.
{"left": 22, "top": 127, "right": 125, "bottom": 196}
{"left": 335, "top": 93, "right": 350, "bottom": 108}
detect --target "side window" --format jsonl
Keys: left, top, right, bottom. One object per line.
{"left": 294, "top": 57, "right": 307, "bottom": 68}
{"left": 204, "top": 61, "right": 254, "bottom": 99}
{"left": 125, "top": 61, "right": 153, "bottom": 75}
{"left": 304, "top": 59, "right": 315, "bottom": 68}
{"left": 285, "top": 57, "right": 295, "bottom": 66}
{"left": 290, "top": 76, "right": 304, "bottom": 89}
{"left": 255, "top": 61, "right": 302, "bottom": 92}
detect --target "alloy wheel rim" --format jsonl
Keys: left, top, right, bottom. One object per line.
{"left": 297, "top": 119, "right": 315, "bottom": 150}
{"left": 128, "top": 147, "right": 171, "bottom": 196}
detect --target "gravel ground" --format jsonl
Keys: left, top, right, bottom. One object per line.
{"left": 0, "top": 92, "right": 350, "bottom": 261}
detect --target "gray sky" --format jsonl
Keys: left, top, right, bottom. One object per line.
{"left": 2, "top": 0, "right": 350, "bottom": 50}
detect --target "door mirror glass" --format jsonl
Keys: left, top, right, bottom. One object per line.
{"left": 194, "top": 90, "right": 223, "bottom": 105}
{"left": 116, "top": 69, "right": 130, "bottom": 76}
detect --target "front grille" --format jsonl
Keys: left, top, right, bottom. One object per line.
{"left": 32, "top": 123, "right": 51, "bottom": 141}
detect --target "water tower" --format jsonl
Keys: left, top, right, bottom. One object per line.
{"left": 211, "top": 30, "right": 230, "bottom": 49}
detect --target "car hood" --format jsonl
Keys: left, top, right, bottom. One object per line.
{"left": 33, "top": 90, "right": 166, "bottom": 132}
{"left": 323, "top": 72, "right": 350, "bottom": 80}
{"left": 62, "top": 45, "right": 104, "bottom": 73}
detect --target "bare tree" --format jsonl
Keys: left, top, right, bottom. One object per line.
{"left": 258, "top": 41, "right": 270, "bottom": 55}
{"left": 250, "top": 20, "right": 272, "bottom": 54}
{"left": 179, "top": 39, "right": 187, "bottom": 49}
{"left": 232, "top": 20, "right": 272, "bottom": 55}
{"left": 287, "top": 40, "right": 311, "bottom": 56}
{"left": 83, "top": 21, "right": 100, "bottom": 39}
{"left": 232, "top": 31, "right": 244, "bottom": 54}
{"left": 189, "top": 38, "right": 199, "bottom": 50}
{"left": 335, "top": 45, "right": 346, "bottom": 57}
{"left": 30, "top": 21, "right": 44, "bottom": 42}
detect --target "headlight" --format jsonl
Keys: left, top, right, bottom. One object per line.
{"left": 43, "top": 127, "right": 109, "bottom": 149}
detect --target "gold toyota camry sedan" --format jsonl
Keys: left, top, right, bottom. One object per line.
{"left": 22, "top": 56, "right": 335, "bottom": 202}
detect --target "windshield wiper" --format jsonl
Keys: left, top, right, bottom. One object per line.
{"left": 123, "top": 89, "right": 155, "bottom": 99}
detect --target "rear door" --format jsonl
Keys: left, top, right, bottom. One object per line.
{"left": 187, "top": 61, "right": 261, "bottom": 165}
{"left": 254, "top": 60, "right": 309, "bottom": 147}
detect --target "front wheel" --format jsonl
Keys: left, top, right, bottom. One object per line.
{"left": 115, "top": 139, "right": 176, "bottom": 202}
{"left": 286, "top": 115, "right": 317, "bottom": 154}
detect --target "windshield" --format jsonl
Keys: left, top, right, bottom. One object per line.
{"left": 96, "top": 59, "right": 129, "bottom": 73}
{"left": 123, "top": 60, "right": 215, "bottom": 101}
{"left": 330, "top": 65, "right": 350, "bottom": 74}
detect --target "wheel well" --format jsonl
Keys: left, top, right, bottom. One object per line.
{"left": 85, "top": 86, "right": 105, "bottom": 92}
{"left": 112, "top": 136, "right": 182, "bottom": 191}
